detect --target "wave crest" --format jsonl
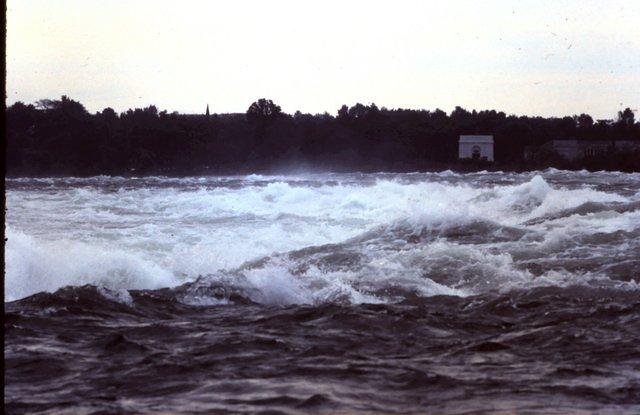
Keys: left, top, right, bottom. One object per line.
{"left": 6, "top": 173, "right": 640, "bottom": 303}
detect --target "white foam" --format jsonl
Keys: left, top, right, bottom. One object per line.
{"left": 5, "top": 173, "right": 640, "bottom": 303}
{"left": 4, "top": 228, "right": 180, "bottom": 302}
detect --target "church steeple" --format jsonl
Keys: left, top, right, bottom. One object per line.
{"left": 205, "top": 104, "right": 210, "bottom": 118}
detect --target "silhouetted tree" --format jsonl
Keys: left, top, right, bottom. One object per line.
{"left": 246, "top": 98, "right": 282, "bottom": 124}
{"left": 618, "top": 108, "right": 635, "bottom": 126}
{"left": 337, "top": 105, "right": 349, "bottom": 121}
{"left": 576, "top": 113, "right": 594, "bottom": 129}
{"left": 5, "top": 96, "right": 640, "bottom": 175}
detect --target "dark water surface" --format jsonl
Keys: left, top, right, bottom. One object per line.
{"left": 5, "top": 171, "right": 640, "bottom": 413}
{"left": 4, "top": 286, "right": 640, "bottom": 414}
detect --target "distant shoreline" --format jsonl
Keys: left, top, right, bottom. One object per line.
{"left": 7, "top": 97, "right": 640, "bottom": 176}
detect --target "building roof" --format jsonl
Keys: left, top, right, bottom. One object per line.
{"left": 459, "top": 135, "right": 494, "bottom": 143}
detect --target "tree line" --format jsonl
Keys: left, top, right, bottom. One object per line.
{"left": 6, "top": 96, "right": 640, "bottom": 175}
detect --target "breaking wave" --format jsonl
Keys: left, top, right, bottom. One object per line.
{"left": 6, "top": 170, "right": 640, "bottom": 414}
{"left": 5, "top": 171, "right": 640, "bottom": 304}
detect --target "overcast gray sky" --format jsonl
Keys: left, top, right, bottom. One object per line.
{"left": 6, "top": 0, "right": 640, "bottom": 119}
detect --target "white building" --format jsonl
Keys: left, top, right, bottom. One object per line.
{"left": 459, "top": 135, "right": 494, "bottom": 161}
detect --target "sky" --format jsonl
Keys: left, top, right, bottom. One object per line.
{"left": 6, "top": 0, "right": 640, "bottom": 119}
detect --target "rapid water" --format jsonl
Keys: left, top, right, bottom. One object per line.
{"left": 6, "top": 170, "right": 640, "bottom": 303}
{"left": 5, "top": 170, "right": 640, "bottom": 414}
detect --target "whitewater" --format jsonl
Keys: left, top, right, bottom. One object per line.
{"left": 6, "top": 170, "right": 640, "bottom": 303}
{"left": 5, "top": 170, "right": 640, "bottom": 414}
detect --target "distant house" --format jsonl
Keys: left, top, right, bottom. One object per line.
{"left": 526, "top": 140, "right": 640, "bottom": 161}
{"left": 459, "top": 135, "right": 494, "bottom": 162}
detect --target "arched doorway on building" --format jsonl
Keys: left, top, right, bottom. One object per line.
{"left": 472, "top": 145, "right": 481, "bottom": 160}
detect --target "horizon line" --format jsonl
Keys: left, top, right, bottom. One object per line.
{"left": 8, "top": 96, "right": 637, "bottom": 122}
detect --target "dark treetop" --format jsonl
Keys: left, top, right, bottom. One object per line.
{"left": 6, "top": 96, "right": 640, "bottom": 176}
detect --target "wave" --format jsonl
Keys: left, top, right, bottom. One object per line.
{"left": 5, "top": 173, "right": 640, "bottom": 304}
{"left": 4, "top": 228, "right": 181, "bottom": 302}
